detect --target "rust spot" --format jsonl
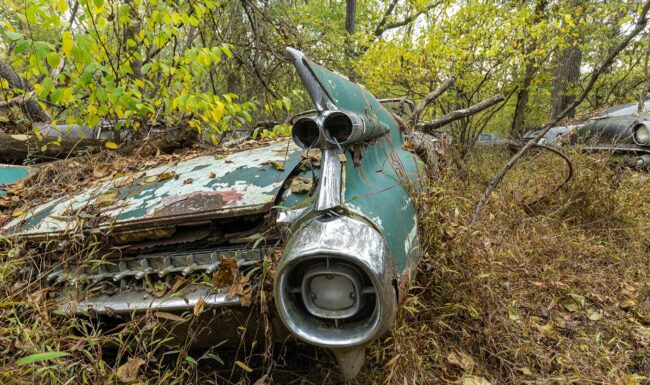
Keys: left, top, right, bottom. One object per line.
{"left": 398, "top": 268, "right": 411, "bottom": 304}
{"left": 217, "top": 189, "right": 244, "bottom": 205}
{"left": 149, "top": 189, "right": 246, "bottom": 218}
{"left": 149, "top": 192, "right": 223, "bottom": 217}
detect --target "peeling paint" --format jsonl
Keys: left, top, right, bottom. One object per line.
{"left": 6, "top": 141, "right": 302, "bottom": 237}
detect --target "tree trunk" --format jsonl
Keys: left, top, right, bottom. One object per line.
{"left": 511, "top": 63, "right": 534, "bottom": 138}
{"left": 345, "top": 0, "right": 356, "bottom": 34}
{"left": 0, "top": 60, "right": 50, "bottom": 123}
{"left": 345, "top": 0, "right": 357, "bottom": 80}
{"left": 510, "top": 0, "right": 547, "bottom": 138}
{"left": 550, "top": 34, "right": 583, "bottom": 119}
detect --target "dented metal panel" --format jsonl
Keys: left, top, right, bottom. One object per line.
{"left": 5, "top": 141, "right": 302, "bottom": 237}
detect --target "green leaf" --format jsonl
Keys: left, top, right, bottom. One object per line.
{"left": 204, "top": 353, "right": 224, "bottom": 365}
{"left": 141, "top": 63, "right": 152, "bottom": 75}
{"left": 105, "top": 141, "right": 119, "bottom": 149}
{"left": 16, "top": 352, "right": 70, "bottom": 365}
{"left": 5, "top": 31, "right": 23, "bottom": 42}
{"left": 46, "top": 52, "right": 61, "bottom": 68}
{"left": 221, "top": 43, "right": 233, "bottom": 59}
{"left": 13, "top": 40, "right": 30, "bottom": 54}
{"left": 33, "top": 41, "right": 51, "bottom": 58}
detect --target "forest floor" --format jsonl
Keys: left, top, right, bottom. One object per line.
{"left": 1, "top": 145, "right": 648, "bottom": 385}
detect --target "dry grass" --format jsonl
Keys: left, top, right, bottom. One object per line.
{"left": 0, "top": 146, "right": 648, "bottom": 385}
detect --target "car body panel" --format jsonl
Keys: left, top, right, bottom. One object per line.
{"left": 5, "top": 141, "right": 303, "bottom": 237}
{"left": 571, "top": 113, "right": 650, "bottom": 154}
{"left": 0, "top": 165, "right": 35, "bottom": 196}
{"left": 282, "top": 57, "right": 423, "bottom": 274}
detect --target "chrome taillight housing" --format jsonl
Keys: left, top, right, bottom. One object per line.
{"left": 632, "top": 121, "right": 650, "bottom": 146}
{"left": 274, "top": 215, "right": 397, "bottom": 349}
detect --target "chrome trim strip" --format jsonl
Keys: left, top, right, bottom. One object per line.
{"left": 286, "top": 47, "right": 336, "bottom": 112}
{"left": 58, "top": 286, "right": 240, "bottom": 315}
{"left": 315, "top": 148, "right": 343, "bottom": 211}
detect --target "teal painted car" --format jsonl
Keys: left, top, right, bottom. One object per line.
{"left": 5, "top": 48, "right": 424, "bottom": 379}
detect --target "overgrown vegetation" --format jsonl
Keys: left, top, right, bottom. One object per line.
{"left": 0, "top": 147, "right": 647, "bottom": 384}
{"left": 1, "top": 0, "right": 649, "bottom": 384}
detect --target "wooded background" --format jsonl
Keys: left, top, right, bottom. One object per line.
{"left": 0, "top": 0, "right": 649, "bottom": 147}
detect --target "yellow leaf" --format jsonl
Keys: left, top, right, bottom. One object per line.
{"left": 158, "top": 172, "right": 175, "bottom": 181}
{"left": 105, "top": 141, "right": 119, "bottom": 149}
{"left": 62, "top": 31, "right": 73, "bottom": 58}
{"left": 234, "top": 360, "right": 252, "bottom": 373}
{"left": 270, "top": 161, "right": 285, "bottom": 171}
{"left": 94, "top": 190, "right": 118, "bottom": 207}
{"left": 12, "top": 211, "right": 24, "bottom": 217}
{"left": 56, "top": 0, "right": 68, "bottom": 13}
{"left": 10, "top": 134, "right": 29, "bottom": 141}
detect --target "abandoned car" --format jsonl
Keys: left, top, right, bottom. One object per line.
{"left": 569, "top": 111, "right": 650, "bottom": 168}
{"left": 3, "top": 48, "right": 424, "bottom": 379}
{"left": 519, "top": 100, "right": 650, "bottom": 168}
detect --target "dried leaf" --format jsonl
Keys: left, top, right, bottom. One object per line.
{"left": 212, "top": 258, "right": 237, "bottom": 288}
{"left": 235, "top": 360, "right": 253, "bottom": 373}
{"left": 518, "top": 367, "right": 533, "bottom": 376}
{"left": 94, "top": 190, "right": 119, "bottom": 207}
{"left": 116, "top": 358, "right": 145, "bottom": 384}
{"left": 183, "top": 178, "right": 194, "bottom": 185}
{"left": 462, "top": 375, "right": 491, "bottom": 385}
{"left": 563, "top": 302, "right": 579, "bottom": 312}
{"left": 587, "top": 309, "right": 603, "bottom": 321}
{"left": 302, "top": 148, "right": 321, "bottom": 163}
{"left": 448, "top": 351, "right": 475, "bottom": 372}
{"left": 158, "top": 172, "right": 175, "bottom": 181}
{"left": 10, "top": 134, "right": 29, "bottom": 141}
{"left": 209, "top": 171, "right": 217, "bottom": 178}
{"left": 568, "top": 293, "right": 585, "bottom": 307}
{"left": 270, "top": 161, "right": 285, "bottom": 171}
{"left": 154, "top": 312, "right": 187, "bottom": 323}
{"left": 170, "top": 277, "right": 187, "bottom": 294}
{"left": 142, "top": 175, "right": 158, "bottom": 184}
{"left": 193, "top": 298, "right": 206, "bottom": 316}
{"left": 290, "top": 176, "right": 313, "bottom": 194}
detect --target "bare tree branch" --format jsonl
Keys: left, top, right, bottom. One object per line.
{"left": 419, "top": 94, "right": 504, "bottom": 133}
{"left": 374, "top": 2, "right": 440, "bottom": 38}
{"left": 410, "top": 76, "right": 455, "bottom": 125}
{"left": 472, "top": 0, "right": 650, "bottom": 224}
{"left": 373, "top": 0, "right": 399, "bottom": 37}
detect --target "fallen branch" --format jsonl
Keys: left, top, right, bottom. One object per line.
{"left": 410, "top": 76, "right": 456, "bottom": 126}
{"left": 0, "top": 132, "right": 101, "bottom": 163}
{"left": 471, "top": 0, "right": 650, "bottom": 224}
{"left": 0, "top": 91, "right": 35, "bottom": 108}
{"left": 419, "top": 94, "right": 504, "bottom": 133}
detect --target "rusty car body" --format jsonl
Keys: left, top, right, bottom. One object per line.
{"left": 569, "top": 111, "right": 650, "bottom": 168}
{"left": 519, "top": 100, "right": 650, "bottom": 168}
{"left": 3, "top": 48, "right": 424, "bottom": 379}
